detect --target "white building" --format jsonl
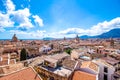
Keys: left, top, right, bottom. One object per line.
{"left": 93, "top": 57, "right": 120, "bottom": 80}
{"left": 39, "top": 45, "right": 51, "bottom": 53}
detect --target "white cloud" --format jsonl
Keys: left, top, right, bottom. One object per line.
{"left": 89, "top": 17, "right": 120, "bottom": 35}
{"left": 6, "top": 0, "right": 15, "bottom": 12}
{"left": 11, "top": 8, "right": 33, "bottom": 29}
{"left": 0, "top": 0, "right": 15, "bottom": 28}
{"left": 10, "top": 30, "right": 46, "bottom": 39}
{"left": 11, "top": 17, "right": 120, "bottom": 39}
{"left": 10, "top": 29, "right": 77, "bottom": 39}
{"left": 30, "top": 30, "right": 46, "bottom": 37}
{"left": 9, "top": 17, "right": 120, "bottom": 39}
{"left": 47, "top": 32, "right": 76, "bottom": 38}
{"left": 0, "top": 0, "right": 44, "bottom": 31}
{"left": 0, "top": 12, "right": 14, "bottom": 27}
{"left": 0, "top": 28, "right": 5, "bottom": 32}
{"left": 58, "top": 17, "right": 120, "bottom": 37}
{"left": 33, "top": 15, "right": 44, "bottom": 27}
{"left": 59, "top": 28, "right": 86, "bottom": 35}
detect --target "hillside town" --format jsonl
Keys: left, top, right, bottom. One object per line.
{"left": 0, "top": 34, "right": 120, "bottom": 80}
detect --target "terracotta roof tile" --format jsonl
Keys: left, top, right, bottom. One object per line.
{"left": 0, "top": 67, "right": 42, "bottom": 80}
{"left": 89, "top": 62, "right": 99, "bottom": 72}
{"left": 81, "top": 61, "right": 99, "bottom": 73}
{"left": 72, "top": 70, "right": 96, "bottom": 80}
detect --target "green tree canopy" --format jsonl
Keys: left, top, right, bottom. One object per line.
{"left": 65, "top": 48, "right": 72, "bottom": 55}
{"left": 20, "top": 48, "right": 27, "bottom": 61}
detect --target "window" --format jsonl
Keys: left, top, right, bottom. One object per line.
{"left": 104, "top": 74, "right": 108, "bottom": 80}
{"left": 104, "top": 67, "right": 108, "bottom": 73}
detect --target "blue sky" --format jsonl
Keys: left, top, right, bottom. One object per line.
{"left": 0, "top": 0, "right": 120, "bottom": 39}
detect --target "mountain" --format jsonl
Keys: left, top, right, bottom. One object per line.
{"left": 43, "top": 37, "right": 55, "bottom": 40}
{"left": 80, "top": 28, "right": 120, "bottom": 39}
{"left": 80, "top": 35, "right": 92, "bottom": 39}
{"left": 96, "top": 28, "right": 120, "bottom": 38}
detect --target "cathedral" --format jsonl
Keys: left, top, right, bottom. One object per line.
{"left": 12, "top": 34, "right": 18, "bottom": 42}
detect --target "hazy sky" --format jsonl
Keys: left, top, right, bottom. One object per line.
{"left": 0, "top": 0, "right": 120, "bottom": 39}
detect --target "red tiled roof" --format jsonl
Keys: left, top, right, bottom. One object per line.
{"left": 0, "top": 67, "right": 42, "bottom": 80}
{"left": 81, "top": 61, "right": 99, "bottom": 73}
{"left": 72, "top": 70, "right": 96, "bottom": 80}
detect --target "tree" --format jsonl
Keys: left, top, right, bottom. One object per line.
{"left": 65, "top": 48, "right": 72, "bottom": 55}
{"left": 20, "top": 48, "right": 27, "bottom": 61}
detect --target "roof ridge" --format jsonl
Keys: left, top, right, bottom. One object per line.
{"left": 30, "top": 66, "right": 43, "bottom": 80}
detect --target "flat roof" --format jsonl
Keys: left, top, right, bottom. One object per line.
{"left": 44, "top": 56, "right": 58, "bottom": 63}
{"left": 53, "top": 67, "right": 72, "bottom": 77}
{"left": 44, "top": 53, "right": 69, "bottom": 63}
{"left": 81, "top": 61, "right": 99, "bottom": 73}
{"left": 51, "top": 53, "right": 69, "bottom": 60}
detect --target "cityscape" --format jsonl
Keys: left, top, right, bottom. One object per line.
{"left": 0, "top": 0, "right": 120, "bottom": 80}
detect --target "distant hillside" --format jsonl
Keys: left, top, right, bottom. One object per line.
{"left": 80, "top": 28, "right": 120, "bottom": 39}
{"left": 80, "top": 35, "right": 91, "bottom": 39}
{"left": 43, "top": 37, "right": 55, "bottom": 40}
{"left": 96, "top": 28, "right": 120, "bottom": 38}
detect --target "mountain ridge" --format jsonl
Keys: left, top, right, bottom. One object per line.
{"left": 80, "top": 28, "right": 120, "bottom": 39}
